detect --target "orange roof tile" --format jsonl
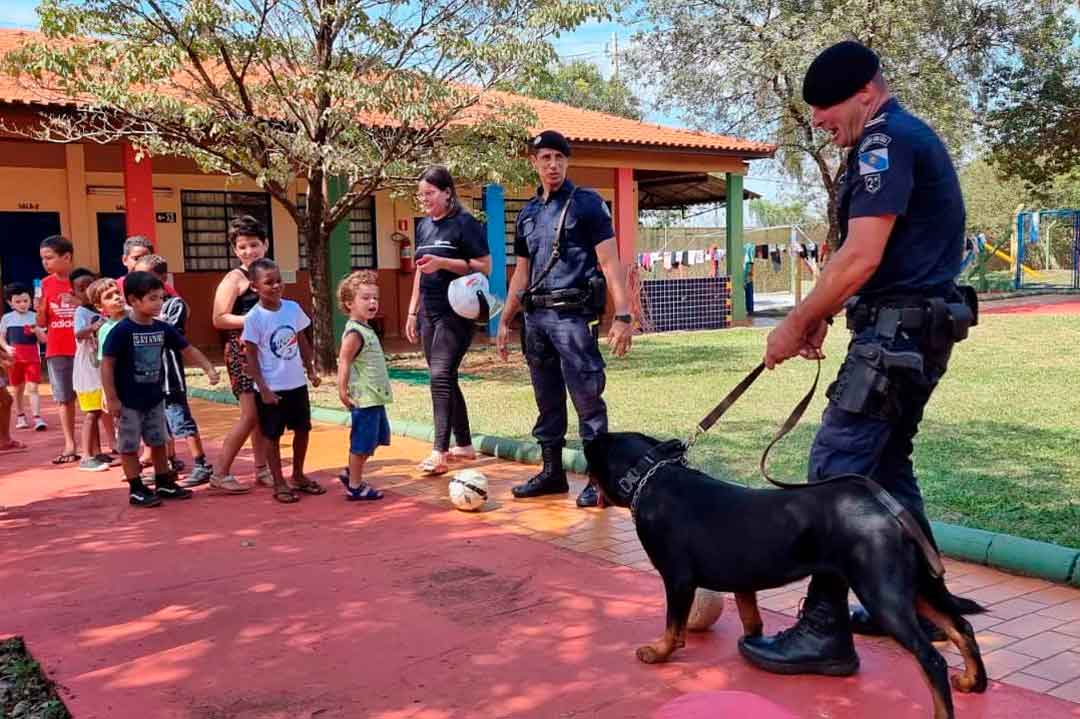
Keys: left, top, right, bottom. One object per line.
{"left": 0, "top": 29, "right": 775, "bottom": 158}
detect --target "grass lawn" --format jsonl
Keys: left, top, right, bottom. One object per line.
{"left": 191, "top": 312, "right": 1080, "bottom": 548}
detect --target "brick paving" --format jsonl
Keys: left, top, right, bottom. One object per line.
{"left": 351, "top": 422, "right": 1080, "bottom": 706}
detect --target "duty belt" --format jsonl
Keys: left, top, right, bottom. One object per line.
{"left": 846, "top": 301, "right": 929, "bottom": 335}
{"left": 529, "top": 288, "right": 588, "bottom": 309}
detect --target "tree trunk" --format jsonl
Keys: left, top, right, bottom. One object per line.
{"left": 306, "top": 223, "right": 337, "bottom": 373}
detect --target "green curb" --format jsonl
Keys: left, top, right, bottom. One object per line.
{"left": 929, "top": 522, "right": 994, "bottom": 565}
{"left": 188, "top": 388, "right": 1080, "bottom": 586}
{"left": 987, "top": 534, "right": 1079, "bottom": 583}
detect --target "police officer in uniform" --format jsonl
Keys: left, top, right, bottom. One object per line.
{"left": 739, "top": 41, "right": 975, "bottom": 675}
{"left": 496, "top": 130, "right": 634, "bottom": 507}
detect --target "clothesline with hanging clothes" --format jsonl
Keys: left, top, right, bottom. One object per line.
{"left": 637, "top": 247, "right": 727, "bottom": 272}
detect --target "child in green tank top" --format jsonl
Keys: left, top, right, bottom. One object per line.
{"left": 335, "top": 271, "right": 391, "bottom": 501}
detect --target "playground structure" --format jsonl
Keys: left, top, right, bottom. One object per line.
{"left": 1012, "top": 209, "right": 1080, "bottom": 290}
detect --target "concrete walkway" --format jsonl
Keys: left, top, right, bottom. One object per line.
{"left": 2, "top": 398, "right": 1079, "bottom": 718}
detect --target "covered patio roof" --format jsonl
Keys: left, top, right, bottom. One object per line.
{"left": 635, "top": 170, "right": 761, "bottom": 210}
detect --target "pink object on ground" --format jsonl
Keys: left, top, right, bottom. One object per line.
{"left": 654, "top": 691, "right": 798, "bottom": 719}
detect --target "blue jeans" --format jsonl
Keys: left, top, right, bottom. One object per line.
{"left": 522, "top": 309, "right": 608, "bottom": 446}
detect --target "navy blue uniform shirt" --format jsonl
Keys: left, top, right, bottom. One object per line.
{"left": 414, "top": 210, "right": 488, "bottom": 316}
{"left": 839, "top": 97, "right": 965, "bottom": 298}
{"left": 514, "top": 179, "right": 615, "bottom": 293}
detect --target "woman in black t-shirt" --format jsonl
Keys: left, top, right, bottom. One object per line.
{"left": 405, "top": 166, "right": 490, "bottom": 475}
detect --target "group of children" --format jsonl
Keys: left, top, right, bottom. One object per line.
{"left": 1, "top": 232, "right": 393, "bottom": 509}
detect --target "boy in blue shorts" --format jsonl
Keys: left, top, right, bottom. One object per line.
{"left": 335, "top": 270, "right": 390, "bottom": 501}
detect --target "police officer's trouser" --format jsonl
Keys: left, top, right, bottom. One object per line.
{"left": 521, "top": 308, "right": 608, "bottom": 446}
{"left": 805, "top": 323, "right": 954, "bottom": 609}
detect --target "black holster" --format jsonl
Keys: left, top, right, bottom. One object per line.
{"left": 826, "top": 344, "right": 894, "bottom": 419}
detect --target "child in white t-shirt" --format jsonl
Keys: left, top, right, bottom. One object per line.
{"left": 71, "top": 269, "right": 116, "bottom": 472}
{"left": 241, "top": 259, "right": 321, "bottom": 504}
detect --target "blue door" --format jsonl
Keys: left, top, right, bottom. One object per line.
{"left": 96, "top": 212, "right": 128, "bottom": 279}
{"left": 0, "top": 211, "right": 61, "bottom": 308}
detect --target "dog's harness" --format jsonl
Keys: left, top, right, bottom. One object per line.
{"left": 620, "top": 359, "right": 946, "bottom": 579}
{"left": 623, "top": 439, "right": 687, "bottom": 520}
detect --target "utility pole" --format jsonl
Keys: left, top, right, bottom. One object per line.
{"left": 609, "top": 32, "right": 620, "bottom": 80}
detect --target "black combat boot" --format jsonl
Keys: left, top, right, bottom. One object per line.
{"left": 512, "top": 443, "right": 570, "bottom": 498}
{"left": 738, "top": 582, "right": 859, "bottom": 676}
{"left": 575, "top": 482, "right": 599, "bottom": 507}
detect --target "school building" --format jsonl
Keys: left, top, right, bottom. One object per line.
{"left": 0, "top": 29, "right": 775, "bottom": 350}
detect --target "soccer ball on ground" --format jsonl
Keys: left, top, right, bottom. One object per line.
{"left": 449, "top": 469, "right": 488, "bottom": 511}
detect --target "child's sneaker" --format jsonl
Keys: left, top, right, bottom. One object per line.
{"left": 79, "top": 456, "right": 110, "bottom": 472}
{"left": 169, "top": 457, "right": 186, "bottom": 474}
{"left": 129, "top": 482, "right": 162, "bottom": 507}
{"left": 209, "top": 472, "right": 250, "bottom": 494}
{"left": 95, "top": 453, "right": 122, "bottom": 467}
{"left": 33, "top": 416, "right": 46, "bottom": 431}
{"left": 155, "top": 473, "right": 194, "bottom": 500}
{"left": 255, "top": 465, "right": 274, "bottom": 488}
{"left": 15, "top": 415, "right": 28, "bottom": 430}
{"left": 180, "top": 461, "right": 213, "bottom": 488}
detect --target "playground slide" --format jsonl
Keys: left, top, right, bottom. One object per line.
{"left": 988, "top": 246, "right": 1044, "bottom": 279}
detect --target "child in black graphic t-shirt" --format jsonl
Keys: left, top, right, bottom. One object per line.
{"left": 101, "top": 272, "right": 220, "bottom": 508}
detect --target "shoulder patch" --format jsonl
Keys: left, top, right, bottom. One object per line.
{"left": 859, "top": 133, "right": 892, "bottom": 152}
{"left": 864, "top": 115, "right": 887, "bottom": 128}
{"left": 865, "top": 174, "right": 881, "bottom": 194}
{"left": 858, "top": 148, "right": 889, "bottom": 175}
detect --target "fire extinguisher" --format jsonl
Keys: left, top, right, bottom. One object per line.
{"left": 392, "top": 232, "right": 413, "bottom": 274}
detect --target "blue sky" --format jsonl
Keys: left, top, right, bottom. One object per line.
{"left": 0, "top": 4, "right": 779, "bottom": 208}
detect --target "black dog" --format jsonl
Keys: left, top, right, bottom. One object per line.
{"left": 585, "top": 431, "right": 988, "bottom": 719}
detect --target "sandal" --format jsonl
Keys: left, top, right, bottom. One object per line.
{"left": 1, "top": 440, "right": 29, "bottom": 453}
{"left": 417, "top": 457, "right": 448, "bottom": 476}
{"left": 51, "top": 452, "right": 80, "bottom": 464}
{"left": 345, "top": 482, "right": 383, "bottom": 501}
{"left": 273, "top": 482, "right": 299, "bottom": 504}
{"left": 293, "top": 476, "right": 326, "bottom": 495}
{"left": 255, "top": 465, "right": 274, "bottom": 488}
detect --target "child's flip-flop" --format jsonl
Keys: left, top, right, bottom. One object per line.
{"left": 0, "top": 440, "right": 29, "bottom": 454}
{"left": 345, "top": 482, "right": 383, "bottom": 501}
{"left": 51, "top": 452, "right": 80, "bottom": 463}
{"left": 293, "top": 477, "right": 326, "bottom": 495}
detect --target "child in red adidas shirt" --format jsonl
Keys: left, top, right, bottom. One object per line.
{"left": 38, "top": 235, "right": 80, "bottom": 464}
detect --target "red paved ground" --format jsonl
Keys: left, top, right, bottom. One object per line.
{"left": 2, "top": 405, "right": 1078, "bottom": 718}
{"left": 981, "top": 295, "right": 1080, "bottom": 315}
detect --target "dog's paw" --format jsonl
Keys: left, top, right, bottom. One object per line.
{"left": 951, "top": 672, "right": 986, "bottom": 694}
{"left": 636, "top": 644, "right": 669, "bottom": 664}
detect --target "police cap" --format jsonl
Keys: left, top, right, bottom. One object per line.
{"left": 802, "top": 41, "right": 880, "bottom": 108}
{"left": 529, "top": 129, "right": 571, "bottom": 157}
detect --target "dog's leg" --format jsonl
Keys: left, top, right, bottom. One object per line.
{"left": 637, "top": 578, "right": 694, "bottom": 664}
{"left": 734, "top": 592, "right": 763, "bottom": 638}
{"left": 859, "top": 591, "right": 954, "bottom": 719}
{"left": 916, "top": 596, "right": 988, "bottom": 694}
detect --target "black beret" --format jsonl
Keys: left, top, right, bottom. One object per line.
{"left": 529, "top": 129, "right": 571, "bottom": 157}
{"left": 802, "top": 41, "right": 881, "bottom": 108}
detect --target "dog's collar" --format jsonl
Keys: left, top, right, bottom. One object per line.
{"left": 622, "top": 439, "right": 687, "bottom": 521}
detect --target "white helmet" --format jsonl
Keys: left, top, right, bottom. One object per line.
{"left": 448, "top": 272, "right": 503, "bottom": 321}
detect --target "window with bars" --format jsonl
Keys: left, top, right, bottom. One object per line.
{"left": 181, "top": 191, "right": 274, "bottom": 272}
{"left": 471, "top": 196, "right": 531, "bottom": 265}
{"left": 297, "top": 194, "right": 377, "bottom": 270}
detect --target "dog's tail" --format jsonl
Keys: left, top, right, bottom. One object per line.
{"left": 948, "top": 593, "right": 987, "bottom": 615}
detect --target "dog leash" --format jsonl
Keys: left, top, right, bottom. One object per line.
{"left": 684, "top": 357, "right": 945, "bottom": 578}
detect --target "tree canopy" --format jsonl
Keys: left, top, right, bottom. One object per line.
{"left": 984, "top": 13, "right": 1080, "bottom": 199}
{"left": 625, "top": 0, "right": 1066, "bottom": 246}
{"left": 5, "top": 0, "right": 605, "bottom": 368}
{"left": 511, "top": 58, "right": 642, "bottom": 120}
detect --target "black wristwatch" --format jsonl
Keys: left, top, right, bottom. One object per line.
{"left": 613, "top": 313, "right": 632, "bottom": 324}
